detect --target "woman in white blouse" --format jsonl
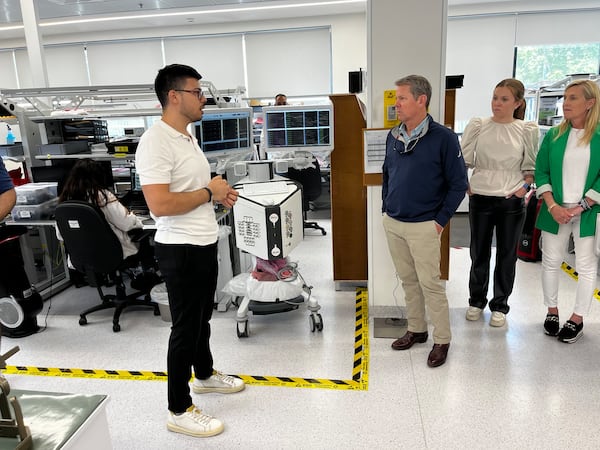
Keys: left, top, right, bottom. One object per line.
{"left": 58, "top": 159, "right": 143, "bottom": 259}
{"left": 461, "top": 78, "right": 539, "bottom": 327}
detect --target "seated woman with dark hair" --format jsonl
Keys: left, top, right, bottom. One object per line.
{"left": 58, "top": 159, "right": 144, "bottom": 259}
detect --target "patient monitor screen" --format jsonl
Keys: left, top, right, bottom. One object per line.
{"left": 194, "top": 108, "right": 252, "bottom": 157}
{"left": 263, "top": 105, "right": 333, "bottom": 152}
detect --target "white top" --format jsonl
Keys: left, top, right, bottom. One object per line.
{"left": 56, "top": 190, "right": 142, "bottom": 263}
{"left": 97, "top": 190, "right": 143, "bottom": 258}
{"left": 461, "top": 117, "right": 539, "bottom": 197}
{"left": 135, "top": 120, "right": 217, "bottom": 246}
{"left": 562, "top": 128, "right": 590, "bottom": 203}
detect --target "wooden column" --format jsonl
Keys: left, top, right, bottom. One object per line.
{"left": 329, "top": 94, "right": 368, "bottom": 282}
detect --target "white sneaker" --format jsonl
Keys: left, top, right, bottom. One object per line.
{"left": 192, "top": 371, "right": 245, "bottom": 394}
{"left": 489, "top": 311, "right": 506, "bottom": 327}
{"left": 167, "top": 405, "right": 224, "bottom": 437}
{"left": 465, "top": 306, "right": 483, "bottom": 321}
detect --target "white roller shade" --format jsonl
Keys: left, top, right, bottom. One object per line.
{"left": 164, "top": 35, "right": 245, "bottom": 91}
{"left": 0, "top": 52, "right": 18, "bottom": 88}
{"left": 45, "top": 45, "right": 88, "bottom": 87}
{"left": 87, "top": 40, "right": 163, "bottom": 85}
{"left": 516, "top": 10, "right": 600, "bottom": 46}
{"left": 446, "top": 15, "right": 517, "bottom": 131}
{"left": 245, "top": 27, "right": 332, "bottom": 98}
{"left": 14, "top": 49, "right": 32, "bottom": 88}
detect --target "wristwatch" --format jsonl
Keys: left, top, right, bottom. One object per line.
{"left": 203, "top": 187, "right": 213, "bottom": 202}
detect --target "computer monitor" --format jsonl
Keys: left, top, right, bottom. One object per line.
{"left": 193, "top": 107, "right": 253, "bottom": 159}
{"left": 262, "top": 104, "right": 334, "bottom": 154}
{"left": 31, "top": 159, "right": 114, "bottom": 196}
{"left": 130, "top": 167, "right": 142, "bottom": 191}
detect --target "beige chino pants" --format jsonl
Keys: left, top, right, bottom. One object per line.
{"left": 382, "top": 214, "right": 451, "bottom": 344}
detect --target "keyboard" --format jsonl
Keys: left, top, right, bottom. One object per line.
{"left": 242, "top": 181, "right": 290, "bottom": 196}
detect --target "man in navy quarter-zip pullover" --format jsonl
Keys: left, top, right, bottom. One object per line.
{"left": 382, "top": 75, "right": 468, "bottom": 368}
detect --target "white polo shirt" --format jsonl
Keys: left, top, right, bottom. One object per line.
{"left": 135, "top": 120, "right": 218, "bottom": 246}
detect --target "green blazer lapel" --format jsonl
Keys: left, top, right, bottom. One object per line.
{"left": 551, "top": 130, "right": 570, "bottom": 203}
{"left": 586, "top": 126, "right": 600, "bottom": 192}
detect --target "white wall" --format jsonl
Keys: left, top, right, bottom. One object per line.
{"left": 0, "top": 13, "right": 367, "bottom": 97}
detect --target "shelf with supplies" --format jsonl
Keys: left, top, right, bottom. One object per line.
{"left": 34, "top": 152, "right": 136, "bottom": 160}
{"left": 0, "top": 85, "right": 165, "bottom": 301}
{"left": 527, "top": 74, "right": 600, "bottom": 126}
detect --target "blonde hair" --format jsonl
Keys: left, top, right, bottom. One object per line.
{"left": 555, "top": 79, "right": 600, "bottom": 145}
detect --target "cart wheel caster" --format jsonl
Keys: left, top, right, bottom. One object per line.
{"left": 237, "top": 320, "right": 249, "bottom": 338}
{"left": 315, "top": 313, "right": 323, "bottom": 332}
{"left": 79, "top": 316, "right": 87, "bottom": 326}
{"left": 113, "top": 323, "right": 121, "bottom": 332}
{"left": 309, "top": 314, "right": 318, "bottom": 332}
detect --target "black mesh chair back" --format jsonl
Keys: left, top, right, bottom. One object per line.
{"left": 285, "top": 158, "right": 326, "bottom": 235}
{"left": 55, "top": 200, "right": 159, "bottom": 332}
{"left": 55, "top": 201, "right": 123, "bottom": 277}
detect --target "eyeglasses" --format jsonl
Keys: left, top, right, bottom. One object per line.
{"left": 394, "top": 136, "right": 420, "bottom": 155}
{"left": 174, "top": 89, "right": 204, "bottom": 99}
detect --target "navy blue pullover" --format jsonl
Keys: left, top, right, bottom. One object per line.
{"left": 382, "top": 115, "right": 468, "bottom": 227}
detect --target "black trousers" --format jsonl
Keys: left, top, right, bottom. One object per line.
{"left": 155, "top": 241, "right": 218, "bottom": 414}
{"left": 468, "top": 194, "right": 525, "bottom": 314}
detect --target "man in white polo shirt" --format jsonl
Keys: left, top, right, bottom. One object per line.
{"left": 136, "top": 64, "right": 243, "bottom": 438}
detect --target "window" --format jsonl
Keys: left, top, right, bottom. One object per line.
{"left": 515, "top": 42, "right": 600, "bottom": 89}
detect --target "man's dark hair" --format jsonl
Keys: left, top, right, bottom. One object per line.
{"left": 274, "top": 94, "right": 287, "bottom": 105}
{"left": 154, "top": 64, "right": 202, "bottom": 107}
{"left": 395, "top": 75, "right": 432, "bottom": 108}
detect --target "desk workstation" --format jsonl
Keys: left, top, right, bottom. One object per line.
{"left": 2, "top": 158, "right": 233, "bottom": 305}
{"left": 1, "top": 83, "right": 339, "bottom": 339}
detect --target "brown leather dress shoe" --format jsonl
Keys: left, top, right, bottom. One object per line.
{"left": 427, "top": 343, "right": 450, "bottom": 367}
{"left": 391, "top": 331, "right": 429, "bottom": 350}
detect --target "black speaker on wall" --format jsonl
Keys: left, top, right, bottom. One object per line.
{"left": 349, "top": 70, "right": 364, "bottom": 94}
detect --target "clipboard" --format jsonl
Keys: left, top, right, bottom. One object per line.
{"left": 362, "top": 127, "right": 391, "bottom": 185}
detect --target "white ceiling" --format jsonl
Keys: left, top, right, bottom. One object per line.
{"left": 0, "top": 0, "right": 598, "bottom": 41}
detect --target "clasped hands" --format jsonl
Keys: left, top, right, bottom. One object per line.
{"left": 550, "top": 204, "right": 581, "bottom": 225}
{"left": 207, "top": 176, "right": 239, "bottom": 209}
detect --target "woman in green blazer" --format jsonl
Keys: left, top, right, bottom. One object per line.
{"left": 535, "top": 79, "right": 600, "bottom": 343}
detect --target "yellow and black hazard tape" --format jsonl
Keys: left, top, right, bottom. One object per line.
{"left": 353, "top": 288, "right": 369, "bottom": 389}
{"left": 3, "top": 366, "right": 168, "bottom": 381}
{"left": 236, "top": 288, "right": 369, "bottom": 390}
{"left": 560, "top": 262, "right": 600, "bottom": 302}
{"left": 5, "top": 288, "right": 371, "bottom": 391}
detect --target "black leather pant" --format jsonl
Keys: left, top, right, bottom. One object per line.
{"left": 468, "top": 194, "right": 525, "bottom": 314}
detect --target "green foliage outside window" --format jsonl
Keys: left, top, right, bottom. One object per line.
{"left": 515, "top": 43, "right": 600, "bottom": 89}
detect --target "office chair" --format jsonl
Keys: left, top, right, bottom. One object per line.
{"left": 55, "top": 200, "right": 160, "bottom": 332}
{"left": 285, "top": 157, "right": 327, "bottom": 236}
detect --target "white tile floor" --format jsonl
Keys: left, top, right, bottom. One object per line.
{"left": 3, "top": 217, "right": 600, "bottom": 449}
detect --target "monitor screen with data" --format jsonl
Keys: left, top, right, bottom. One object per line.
{"left": 194, "top": 107, "right": 253, "bottom": 159}
{"left": 262, "top": 104, "right": 334, "bottom": 154}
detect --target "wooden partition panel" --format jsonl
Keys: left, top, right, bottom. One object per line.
{"left": 329, "top": 94, "right": 368, "bottom": 282}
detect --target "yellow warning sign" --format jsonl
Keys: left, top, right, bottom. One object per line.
{"left": 383, "top": 89, "right": 400, "bottom": 129}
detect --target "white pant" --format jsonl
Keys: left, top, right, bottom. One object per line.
{"left": 541, "top": 215, "right": 598, "bottom": 317}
